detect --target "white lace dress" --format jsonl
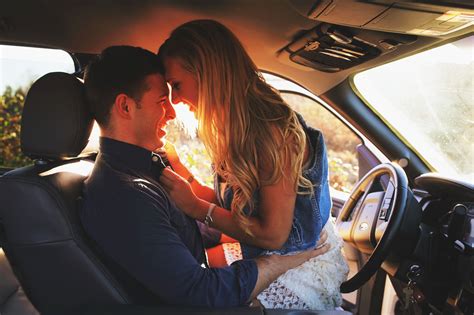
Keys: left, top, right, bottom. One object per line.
{"left": 222, "top": 220, "right": 349, "bottom": 310}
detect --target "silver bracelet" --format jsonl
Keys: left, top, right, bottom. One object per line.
{"left": 204, "top": 203, "right": 216, "bottom": 226}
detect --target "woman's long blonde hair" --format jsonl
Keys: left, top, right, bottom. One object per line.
{"left": 159, "top": 20, "right": 312, "bottom": 230}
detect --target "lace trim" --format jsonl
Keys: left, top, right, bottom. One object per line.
{"left": 258, "top": 279, "right": 309, "bottom": 309}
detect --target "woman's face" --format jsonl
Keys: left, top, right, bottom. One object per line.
{"left": 163, "top": 57, "right": 198, "bottom": 113}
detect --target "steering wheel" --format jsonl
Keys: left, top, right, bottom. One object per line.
{"left": 336, "top": 162, "right": 409, "bottom": 293}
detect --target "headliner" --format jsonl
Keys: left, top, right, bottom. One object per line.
{"left": 1, "top": 0, "right": 472, "bottom": 95}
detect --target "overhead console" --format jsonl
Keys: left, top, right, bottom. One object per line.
{"left": 279, "top": 23, "right": 417, "bottom": 72}
{"left": 290, "top": 0, "right": 474, "bottom": 37}
{"left": 282, "top": 0, "right": 473, "bottom": 72}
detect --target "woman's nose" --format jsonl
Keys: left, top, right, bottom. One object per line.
{"left": 165, "top": 99, "right": 176, "bottom": 120}
{"left": 170, "top": 90, "right": 180, "bottom": 105}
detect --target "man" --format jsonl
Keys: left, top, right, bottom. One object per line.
{"left": 80, "top": 45, "right": 329, "bottom": 308}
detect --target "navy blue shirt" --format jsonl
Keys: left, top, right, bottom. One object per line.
{"left": 80, "top": 137, "right": 257, "bottom": 307}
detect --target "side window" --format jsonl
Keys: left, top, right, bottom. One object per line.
{"left": 167, "top": 77, "right": 362, "bottom": 193}
{"left": 280, "top": 92, "right": 361, "bottom": 193}
{"left": 0, "top": 45, "right": 75, "bottom": 169}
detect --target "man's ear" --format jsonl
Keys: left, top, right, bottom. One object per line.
{"left": 114, "top": 94, "right": 132, "bottom": 119}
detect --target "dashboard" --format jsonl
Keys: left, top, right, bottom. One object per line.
{"left": 406, "top": 173, "right": 474, "bottom": 313}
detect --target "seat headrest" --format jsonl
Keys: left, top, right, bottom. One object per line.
{"left": 21, "top": 72, "right": 94, "bottom": 160}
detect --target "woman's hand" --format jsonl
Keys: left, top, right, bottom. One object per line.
{"left": 163, "top": 141, "right": 181, "bottom": 169}
{"left": 158, "top": 143, "right": 219, "bottom": 204}
{"left": 159, "top": 167, "right": 203, "bottom": 218}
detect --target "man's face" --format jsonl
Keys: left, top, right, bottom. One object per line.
{"left": 131, "top": 73, "right": 175, "bottom": 151}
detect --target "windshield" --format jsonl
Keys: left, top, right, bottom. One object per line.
{"left": 354, "top": 36, "right": 473, "bottom": 183}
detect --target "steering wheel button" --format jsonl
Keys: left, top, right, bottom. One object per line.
{"left": 385, "top": 182, "right": 395, "bottom": 199}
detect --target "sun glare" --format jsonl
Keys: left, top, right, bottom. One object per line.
{"left": 88, "top": 122, "right": 101, "bottom": 147}
{"left": 39, "top": 160, "right": 94, "bottom": 177}
{"left": 172, "top": 103, "right": 198, "bottom": 138}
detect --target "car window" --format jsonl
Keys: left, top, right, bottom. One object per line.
{"left": 0, "top": 44, "right": 75, "bottom": 168}
{"left": 354, "top": 35, "right": 473, "bottom": 182}
{"left": 280, "top": 92, "right": 361, "bottom": 193}
{"left": 167, "top": 74, "right": 362, "bottom": 193}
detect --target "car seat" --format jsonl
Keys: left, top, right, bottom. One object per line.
{"left": 0, "top": 72, "right": 132, "bottom": 313}
{"left": 0, "top": 248, "right": 38, "bottom": 315}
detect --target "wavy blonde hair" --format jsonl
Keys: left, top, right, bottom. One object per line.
{"left": 159, "top": 20, "right": 312, "bottom": 230}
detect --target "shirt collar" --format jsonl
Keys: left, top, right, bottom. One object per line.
{"left": 99, "top": 137, "right": 166, "bottom": 176}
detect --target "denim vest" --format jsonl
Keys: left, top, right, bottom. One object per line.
{"left": 214, "top": 115, "right": 331, "bottom": 258}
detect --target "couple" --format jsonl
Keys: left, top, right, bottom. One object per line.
{"left": 80, "top": 19, "right": 348, "bottom": 310}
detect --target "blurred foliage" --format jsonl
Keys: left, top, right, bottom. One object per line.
{"left": 166, "top": 120, "right": 215, "bottom": 186}
{"left": 282, "top": 93, "right": 360, "bottom": 193}
{"left": 0, "top": 86, "right": 32, "bottom": 168}
{"left": 167, "top": 93, "right": 360, "bottom": 193}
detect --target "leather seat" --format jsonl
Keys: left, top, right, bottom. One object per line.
{"left": 0, "top": 248, "right": 38, "bottom": 315}
{"left": 0, "top": 72, "right": 132, "bottom": 313}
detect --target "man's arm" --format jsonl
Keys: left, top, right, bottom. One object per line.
{"left": 106, "top": 187, "right": 257, "bottom": 308}
{"left": 250, "top": 240, "right": 329, "bottom": 300}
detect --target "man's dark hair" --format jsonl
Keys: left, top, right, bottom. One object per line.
{"left": 84, "top": 46, "right": 164, "bottom": 127}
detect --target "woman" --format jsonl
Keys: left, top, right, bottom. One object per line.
{"left": 158, "top": 20, "right": 348, "bottom": 310}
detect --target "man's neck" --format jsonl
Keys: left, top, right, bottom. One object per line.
{"left": 101, "top": 128, "right": 139, "bottom": 150}
{"left": 100, "top": 128, "right": 162, "bottom": 153}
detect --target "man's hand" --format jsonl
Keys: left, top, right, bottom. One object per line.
{"left": 249, "top": 229, "right": 330, "bottom": 301}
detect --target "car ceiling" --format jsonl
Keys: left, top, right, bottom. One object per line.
{"left": 1, "top": 0, "right": 473, "bottom": 96}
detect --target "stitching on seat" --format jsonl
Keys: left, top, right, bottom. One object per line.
{"left": 6, "top": 239, "right": 74, "bottom": 247}
{"left": 74, "top": 241, "right": 132, "bottom": 302}
{"left": 0, "top": 284, "right": 20, "bottom": 309}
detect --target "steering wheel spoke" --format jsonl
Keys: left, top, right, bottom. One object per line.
{"left": 374, "top": 220, "right": 388, "bottom": 243}
{"left": 352, "top": 191, "right": 385, "bottom": 253}
{"left": 335, "top": 221, "right": 353, "bottom": 242}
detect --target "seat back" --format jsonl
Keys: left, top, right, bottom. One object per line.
{"left": 0, "top": 72, "right": 131, "bottom": 312}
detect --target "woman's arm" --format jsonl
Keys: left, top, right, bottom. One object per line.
{"left": 160, "top": 142, "right": 218, "bottom": 203}
{"left": 159, "top": 158, "right": 299, "bottom": 250}
{"left": 196, "top": 165, "right": 297, "bottom": 250}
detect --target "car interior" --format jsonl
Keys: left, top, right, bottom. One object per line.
{"left": 0, "top": 1, "right": 473, "bottom": 314}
